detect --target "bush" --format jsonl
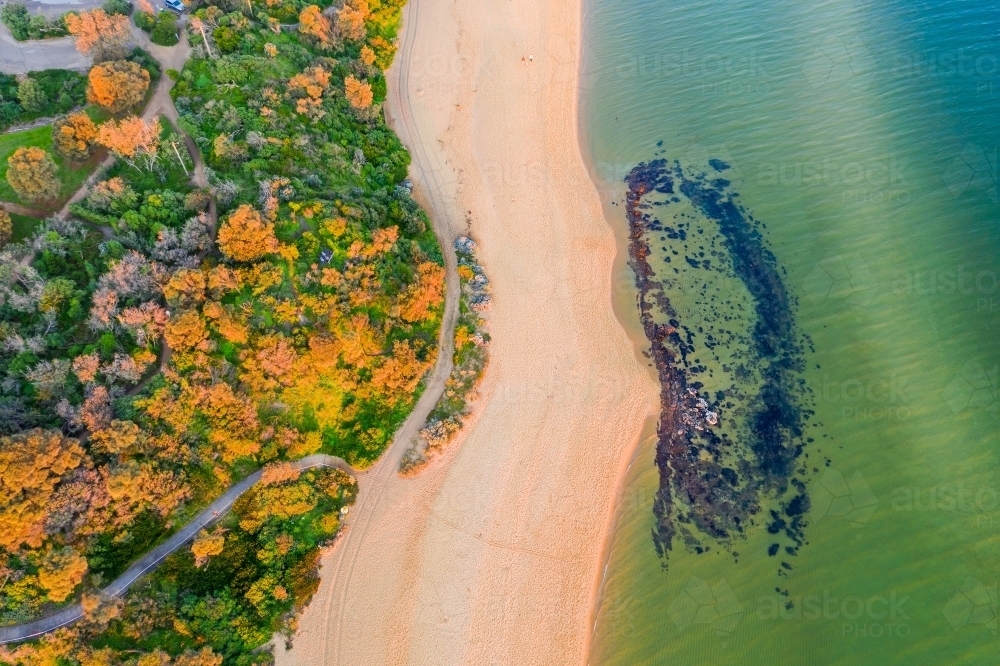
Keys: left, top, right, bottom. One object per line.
{"left": 133, "top": 8, "right": 155, "bottom": 30}
{"left": 0, "top": 70, "right": 86, "bottom": 130}
{"left": 211, "top": 26, "right": 240, "bottom": 53}
{"left": 0, "top": 3, "right": 67, "bottom": 40}
{"left": 101, "top": 0, "right": 132, "bottom": 15}
{"left": 150, "top": 11, "right": 178, "bottom": 46}
{"left": 16, "top": 78, "right": 46, "bottom": 112}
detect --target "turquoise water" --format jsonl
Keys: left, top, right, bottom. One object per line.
{"left": 583, "top": 0, "right": 1000, "bottom": 663}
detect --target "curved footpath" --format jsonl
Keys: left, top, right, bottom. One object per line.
{"left": 0, "top": 454, "right": 354, "bottom": 646}
{"left": 277, "top": 0, "right": 659, "bottom": 661}
{"left": 0, "top": 24, "right": 254, "bottom": 647}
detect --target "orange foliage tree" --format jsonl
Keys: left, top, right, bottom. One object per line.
{"left": 87, "top": 60, "right": 150, "bottom": 114}
{"left": 191, "top": 529, "right": 225, "bottom": 567}
{"left": 298, "top": 5, "right": 331, "bottom": 46}
{"left": 81, "top": 386, "right": 113, "bottom": 431}
{"left": 217, "top": 205, "right": 280, "bottom": 262}
{"left": 65, "top": 9, "right": 131, "bottom": 61}
{"left": 288, "top": 66, "right": 331, "bottom": 119}
{"left": 97, "top": 116, "right": 161, "bottom": 171}
{"left": 6, "top": 147, "right": 60, "bottom": 201}
{"left": 176, "top": 648, "right": 223, "bottom": 666}
{"left": 399, "top": 261, "right": 445, "bottom": 322}
{"left": 164, "top": 310, "right": 209, "bottom": 352}
{"left": 0, "top": 209, "right": 10, "bottom": 248}
{"left": 336, "top": 0, "right": 368, "bottom": 41}
{"left": 0, "top": 429, "right": 86, "bottom": 550}
{"left": 344, "top": 75, "right": 373, "bottom": 109}
{"left": 53, "top": 112, "right": 99, "bottom": 161}
{"left": 38, "top": 547, "right": 89, "bottom": 602}
{"left": 163, "top": 268, "right": 207, "bottom": 308}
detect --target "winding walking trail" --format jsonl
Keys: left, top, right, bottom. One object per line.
{"left": 0, "top": 454, "right": 355, "bottom": 646}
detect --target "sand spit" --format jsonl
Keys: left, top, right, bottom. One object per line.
{"left": 275, "top": 0, "right": 658, "bottom": 661}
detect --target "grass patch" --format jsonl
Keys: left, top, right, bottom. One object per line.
{"left": 8, "top": 212, "right": 41, "bottom": 242}
{"left": 0, "top": 124, "right": 103, "bottom": 213}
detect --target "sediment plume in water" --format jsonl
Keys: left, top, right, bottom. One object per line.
{"left": 624, "top": 156, "right": 816, "bottom": 571}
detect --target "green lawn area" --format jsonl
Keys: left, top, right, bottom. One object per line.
{"left": 0, "top": 125, "right": 101, "bottom": 214}
{"left": 9, "top": 212, "right": 42, "bottom": 242}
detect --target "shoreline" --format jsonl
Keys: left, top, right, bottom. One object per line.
{"left": 277, "top": 0, "right": 659, "bottom": 660}
{"left": 574, "top": 23, "right": 665, "bottom": 660}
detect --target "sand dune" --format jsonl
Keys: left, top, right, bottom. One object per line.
{"left": 274, "top": 0, "right": 659, "bottom": 661}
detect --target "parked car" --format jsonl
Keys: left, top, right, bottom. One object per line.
{"left": 164, "top": 0, "right": 184, "bottom": 13}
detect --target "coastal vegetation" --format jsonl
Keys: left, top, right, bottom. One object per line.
{"left": 400, "top": 236, "right": 488, "bottom": 474}
{"left": 0, "top": 0, "right": 442, "bottom": 664}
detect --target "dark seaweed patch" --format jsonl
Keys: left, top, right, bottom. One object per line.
{"left": 624, "top": 157, "right": 815, "bottom": 569}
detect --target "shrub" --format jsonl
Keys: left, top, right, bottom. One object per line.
{"left": 150, "top": 11, "right": 178, "bottom": 46}
{"left": 211, "top": 26, "right": 240, "bottom": 53}
{"left": 16, "top": 77, "right": 46, "bottom": 112}
{"left": 133, "top": 9, "right": 155, "bottom": 30}
{"left": 0, "top": 3, "right": 67, "bottom": 41}
{"left": 6, "top": 146, "right": 60, "bottom": 201}
{"left": 101, "top": 0, "right": 131, "bottom": 16}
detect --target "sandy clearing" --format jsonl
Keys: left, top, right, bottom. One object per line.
{"left": 275, "top": 0, "right": 659, "bottom": 661}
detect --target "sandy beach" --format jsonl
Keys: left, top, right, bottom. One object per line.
{"left": 274, "top": 0, "right": 659, "bottom": 661}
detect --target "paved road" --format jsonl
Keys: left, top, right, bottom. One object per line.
{"left": 0, "top": 454, "right": 355, "bottom": 646}
{"left": 0, "top": 24, "right": 90, "bottom": 74}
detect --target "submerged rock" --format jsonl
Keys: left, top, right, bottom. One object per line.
{"left": 624, "top": 156, "right": 814, "bottom": 567}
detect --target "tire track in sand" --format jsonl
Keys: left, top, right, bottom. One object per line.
{"left": 317, "top": 0, "right": 463, "bottom": 661}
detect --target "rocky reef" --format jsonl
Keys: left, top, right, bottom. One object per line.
{"left": 625, "top": 157, "right": 815, "bottom": 569}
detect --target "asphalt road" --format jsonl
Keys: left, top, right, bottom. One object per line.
{"left": 0, "top": 25, "right": 90, "bottom": 74}
{"left": 0, "top": 454, "right": 355, "bottom": 646}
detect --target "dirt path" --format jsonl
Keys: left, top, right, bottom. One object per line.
{"left": 0, "top": 454, "right": 355, "bottom": 646}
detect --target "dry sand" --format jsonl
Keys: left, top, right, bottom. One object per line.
{"left": 275, "top": 0, "right": 659, "bottom": 661}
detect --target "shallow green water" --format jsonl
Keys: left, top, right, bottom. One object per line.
{"left": 583, "top": 0, "right": 1000, "bottom": 663}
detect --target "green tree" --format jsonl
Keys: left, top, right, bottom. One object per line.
{"left": 16, "top": 77, "right": 46, "bottom": 112}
